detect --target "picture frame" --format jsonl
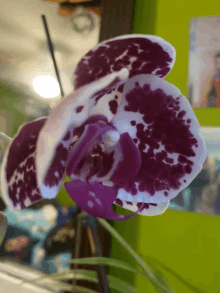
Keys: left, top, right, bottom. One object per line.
{"left": 188, "top": 15, "right": 220, "bottom": 108}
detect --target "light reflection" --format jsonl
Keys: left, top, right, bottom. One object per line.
{"left": 33, "top": 76, "right": 60, "bottom": 98}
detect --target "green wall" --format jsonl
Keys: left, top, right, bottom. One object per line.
{"left": 110, "top": 1, "right": 220, "bottom": 293}
{"left": 117, "top": 0, "right": 220, "bottom": 292}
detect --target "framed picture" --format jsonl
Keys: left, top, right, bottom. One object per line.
{"left": 170, "top": 127, "right": 220, "bottom": 215}
{"left": 188, "top": 15, "right": 220, "bottom": 108}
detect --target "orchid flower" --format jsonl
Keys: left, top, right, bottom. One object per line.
{"left": 1, "top": 34, "right": 206, "bottom": 221}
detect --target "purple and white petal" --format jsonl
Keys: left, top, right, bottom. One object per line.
{"left": 66, "top": 122, "right": 114, "bottom": 180}
{"left": 1, "top": 118, "right": 46, "bottom": 210}
{"left": 36, "top": 69, "right": 128, "bottom": 198}
{"left": 66, "top": 120, "right": 141, "bottom": 183}
{"left": 91, "top": 86, "right": 124, "bottom": 121}
{"left": 73, "top": 34, "right": 176, "bottom": 90}
{"left": 64, "top": 180, "right": 145, "bottom": 221}
{"left": 39, "top": 129, "right": 74, "bottom": 199}
{"left": 91, "top": 132, "right": 141, "bottom": 182}
{"left": 113, "top": 198, "right": 170, "bottom": 216}
{"left": 111, "top": 74, "right": 207, "bottom": 204}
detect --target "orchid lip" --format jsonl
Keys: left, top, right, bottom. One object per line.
{"left": 66, "top": 122, "right": 117, "bottom": 179}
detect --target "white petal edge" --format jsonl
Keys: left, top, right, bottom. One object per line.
{"left": 113, "top": 199, "right": 170, "bottom": 216}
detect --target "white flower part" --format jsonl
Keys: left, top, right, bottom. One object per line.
{"left": 88, "top": 201, "right": 94, "bottom": 208}
{"left": 89, "top": 191, "right": 96, "bottom": 197}
{"left": 113, "top": 199, "right": 170, "bottom": 216}
{"left": 102, "top": 130, "right": 120, "bottom": 147}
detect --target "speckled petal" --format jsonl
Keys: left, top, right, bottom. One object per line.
{"left": 64, "top": 180, "right": 144, "bottom": 221}
{"left": 73, "top": 34, "right": 176, "bottom": 90}
{"left": 110, "top": 74, "right": 207, "bottom": 204}
{"left": 36, "top": 69, "right": 128, "bottom": 198}
{"left": 91, "top": 86, "right": 124, "bottom": 121}
{"left": 73, "top": 34, "right": 176, "bottom": 119}
{"left": 38, "top": 128, "right": 74, "bottom": 199}
{"left": 1, "top": 118, "right": 46, "bottom": 210}
{"left": 113, "top": 198, "right": 170, "bottom": 216}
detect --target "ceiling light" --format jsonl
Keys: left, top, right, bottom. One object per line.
{"left": 33, "top": 76, "right": 60, "bottom": 98}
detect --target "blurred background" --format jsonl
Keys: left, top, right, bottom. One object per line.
{"left": 0, "top": 1, "right": 103, "bottom": 292}
{"left": 0, "top": 0, "right": 101, "bottom": 145}
{"left": 1, "top": 1, "right": 220, "bottom": 293}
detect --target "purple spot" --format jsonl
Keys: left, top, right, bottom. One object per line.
{"left": 118, "top": 85, "right": 124, "bottom": 93}
{"left": 164, "top": 191, "right": 168, "bottom": 196}
{"left": 165, "top": 157, "right": 174, "bottom": 164}
{"left": 185, "top": 165, "right": 192, "bottom": 174}
{"left": 63, "top": 131, "right": 71, "bottom": 141}
{"left": 131, "top": 120, "right": 136, "bottom": 126}
{"left": 109, "top": 100, "right": 118, "bottom": 115}
{"left": 136, "top": 202, "right": 157, "bottom": 211}
{"left": 115, "top": 198, "right": 123, "bottom": 207}
{"left": 177, "top": 111, "right": 186, "bottom": 119}
{"left": 75, "top": 105, "right": 84, "bottom": 113}
{"left": 44, "top": 142, "right": 69, "bottom": 187}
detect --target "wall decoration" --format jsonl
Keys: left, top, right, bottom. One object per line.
{"left": 188, "top": 15, "right": 220, "bottom": 108}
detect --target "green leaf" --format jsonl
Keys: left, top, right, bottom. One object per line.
{"left": 72, "top": 286, "right": 98, "bottom": 293}
{"left": 143, "top": 258, "right": 174, "bottom": 293}
{"left": 66, "top": 257, "right": 147, "bottom": 278}
{"left": 49, "top": 269, "right": 137, "bottom": 293}
{"left": 108, "top": 273, "right": 138, "bottom": 293}
{"left": 98, "top": 218, "right": 174, "bottom": 293}
{"left": 58, "top": 282, "right": 98, "bottom": 293}
{"left": 145, "top": 256, "right": 207, "bottom": 293}
{"left": 19, "top": 272, "right": 98, "bottom": 293}
{"left": 20, "top": 266, "right": 137, "bottom": 293}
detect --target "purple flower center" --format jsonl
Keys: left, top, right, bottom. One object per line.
{"left": 66, "top": 121, "right": 119, "bottom": 182}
